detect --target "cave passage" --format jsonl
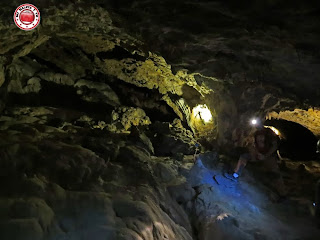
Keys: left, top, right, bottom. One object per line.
{"left": 265, "top": 119, "right": 318, "bottom": 161}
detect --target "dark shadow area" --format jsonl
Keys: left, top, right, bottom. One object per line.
{"left": 6, "top": 76, "right": 178, "bottom": 124}
{"left": 6, "top": 81, "right": 114, "bottom": 120}
{"left": 27, "top": 53, "right": 67, "bottom": 74}
{"left": 96, "top": 46, "right": 146, "bottom": 61}
{"left": 265, "top": 119, "right": 318, "bottom": 161}
{"left": 106, "top": 77, "right": 178, "bottom": 123}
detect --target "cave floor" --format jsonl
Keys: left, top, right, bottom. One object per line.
{"left": 182, "top": 153, "right": 320, "bottom": 240}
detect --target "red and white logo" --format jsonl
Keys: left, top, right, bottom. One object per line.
{"left": 14, "top": 3, "right": 40, "bottom": 31}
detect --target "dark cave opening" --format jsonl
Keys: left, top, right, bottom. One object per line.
{"left": 265, "top": 119, "right": 318, "bottom": 161}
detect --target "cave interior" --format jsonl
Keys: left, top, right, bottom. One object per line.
{"left": 1, "top": 0, "right": 320, "bottom": 239}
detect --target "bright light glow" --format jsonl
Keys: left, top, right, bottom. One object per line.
{"left": 251, "top": 119, "right": 258, "bottom": 125}
{"left": 264, "top": 126, "right": 280, "bottom": 136}
{"left": 313, "top": 202, "right": 316, "bottom": 207}
{"left": 193, "top": 104, "right": 212, "bottom": 123}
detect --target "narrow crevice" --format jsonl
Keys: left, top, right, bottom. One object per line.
{"left": 96, "top": 45, "right": 146, "bottom": 62}
{"left": 27, "top": 53, "right": 67, "bottom": 74}
{"left": 106, "top": 78, "right": 178, "bottom": 123}
{"left": 7, "top": 81, "right": 114, "bottom": 119}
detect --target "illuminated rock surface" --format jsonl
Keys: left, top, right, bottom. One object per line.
{"left": 0, "top": 0, "right": 320, "bottom": 239}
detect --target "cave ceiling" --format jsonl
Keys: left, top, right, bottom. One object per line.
{"left": 268, "top": 108, "right": 320, "bottom": 137}
{"left": 1, "top": 0, "right": 320, "bottom": 140}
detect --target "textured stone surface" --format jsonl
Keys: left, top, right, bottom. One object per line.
{"left": 2, "top": 0, "right": 317, "bottom": 143}
{"left": 0, "top": 105, "right": 320, "bottom": 239}
{"left": 1, "top": 1, "right": 320, "bottom": 239}
{"left": 268, "top": 108, "right": 320, "bottom": 137}
{"left": 0, "top": 107, "right": 195, "bottom": 239}
{"left": 149, "top": 119, "right": 197, "bottom": 156}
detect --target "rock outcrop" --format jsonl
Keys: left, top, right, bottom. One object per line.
{"left": 1, "top": 1, "right": 320, "bottom": 240}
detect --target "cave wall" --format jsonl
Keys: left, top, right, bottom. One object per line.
{"left": 1, "top": 1, "right": 320, "bottom": 239}
{"left": 1, "top": 1, "right": 223, "bottom": 140}
{"left": 108, "top": 0, "right": 320, "bottom": 143}
{"left": 1, "top": 0, "right": 320, "bottom": 147}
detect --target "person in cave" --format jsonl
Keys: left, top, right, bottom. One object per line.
{"left": 225, "top": 122, "right": 287, "bottom": 200}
